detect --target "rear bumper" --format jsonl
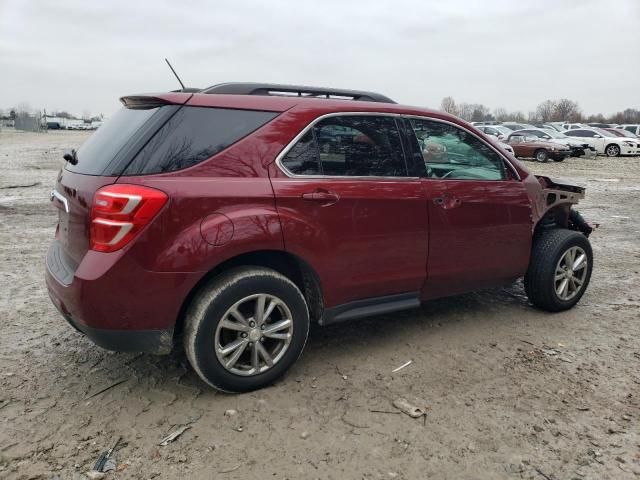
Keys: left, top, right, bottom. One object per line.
{"left": 45, "top": 241, "right": 201, "bottom": 354}
{"left": 49, "top": 291, "right": 173, "bottom": 353}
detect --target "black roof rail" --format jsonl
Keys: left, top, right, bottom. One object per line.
{"left": 200, "top": 82, "right": 396, "bottom": 104}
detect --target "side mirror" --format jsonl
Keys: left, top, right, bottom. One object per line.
{"left": 543, "top": 135, "right": 550, "bottom": 139}
{"left": 593, "top": 134, "right": 601, "bottom": 138}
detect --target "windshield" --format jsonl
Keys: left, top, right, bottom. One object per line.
{"left": 495, "top": 126, "right": 513, "bottom": 135}
{"left": 542, "top": 129, "right": 567, "bottom": 139}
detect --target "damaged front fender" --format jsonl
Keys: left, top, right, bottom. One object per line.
{"left": 526, "top": 175, "right": 594, "bottom": 236}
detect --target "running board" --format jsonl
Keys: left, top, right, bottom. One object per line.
{"left": 319, "top": 292, "right": 421, "bottom": 326}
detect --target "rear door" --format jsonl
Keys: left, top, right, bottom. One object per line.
{"left": 270, "top": 114, "right": 428, "bottom": 308}
{"left": 404, "top": 117, "right": 532, "bottom": 299}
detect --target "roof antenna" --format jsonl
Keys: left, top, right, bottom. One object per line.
{"left": 165, "top": 58, "right": 186, "bottom": 90}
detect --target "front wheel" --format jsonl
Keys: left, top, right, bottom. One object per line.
{"left": 524, "top": 229, "right": 593, "bottom": 312}
{"left": 605, "top": 144, "right": 621, "bottom": 157}
{"left": 184, "top": 267, "right": 310, "bottom": 392}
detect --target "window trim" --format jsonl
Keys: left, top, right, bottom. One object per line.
{"left": 275, "top": 112, "right": 521, "bottom": 181}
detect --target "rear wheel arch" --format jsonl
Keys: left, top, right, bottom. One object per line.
{"left": 173, "top": 250, "right": 324, "bottom": 340}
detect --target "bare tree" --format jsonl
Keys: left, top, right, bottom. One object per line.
{"left": 440, "top": 96, "right": 458, "bottom": 115}
{"left": 553, "top": 99, "right": 581, "bottom": 122}
{"left": 493, "top": 108, "right": 508, "bottom": 121}
{"left": 536, "top": 100, "right": 556, "bottom": 122}
{"left": 457, "top": 103, "right": 474, "bottom": 121}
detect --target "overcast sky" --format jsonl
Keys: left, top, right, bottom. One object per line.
{"left": 1, "top": 0, "right": 638, "bottom": 117}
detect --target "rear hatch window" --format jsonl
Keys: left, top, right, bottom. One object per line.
{"left": 66, "top": 105, "right": 278, "bottom": 177}
{"left": 123, "top": 107, "right": 277, "bottom": 175}
{"left": 65, "top": 106, "right": 167, "bottom": 176}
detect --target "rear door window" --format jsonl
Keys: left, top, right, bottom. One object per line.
{"left": 123, "top": 107, "right": 277, "bottom": 175}
{"left": 280, "top": 115, "right": 408, "bottom": 177}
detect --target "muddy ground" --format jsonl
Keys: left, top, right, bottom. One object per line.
{"left": 0, "top": 129, "right": 638, "bottom": 480}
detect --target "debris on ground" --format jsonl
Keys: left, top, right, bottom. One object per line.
{"left": 392, "top": 397, "right": 429, "bottom": 419}
{"left": 0, "top": 182, "right": 41, "bottom": 189}
{"left": 391, "top": 360, "right": 413, "bottom": 373}
{"left": 91, "top": 436, "right": 121, "bottom": 475}
{"left": 158, "top": 425, "right": 191, "bottom": 446}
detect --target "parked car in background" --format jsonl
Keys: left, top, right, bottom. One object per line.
{"left": 512, "top": 128, "right": 596, "bottom": 157}
{"left": 502, "top": 122, "right": 534, "bottom": 131}
{"left": 616, "top": 124, "right": 640, "bottom": 136}
{"left": 476, "top": 125, "right": 514, "bottom": 141}
{"left": 586, "top": 123, "right": 617, "bottom": 129}
{"left": 562, "top": 123, "right": 585, "bottom": 130}
{"left": 498, "top": 141, "right": 515, "bottom": 156}
{"left": 562, "top": 128, "right": 640, "bottom": 157}
{"left": 45, "top": 82, "right": 595, "bottom": 392}
{"left": 604, "top": 128, "right": 639, "bottom": 139}
{"left": 507, "top": 134, "right": 572, "bottom": 162}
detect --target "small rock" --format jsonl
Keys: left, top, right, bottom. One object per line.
{"left": 300, "top": 431, "right": 310, "bottom": 439}
{"left": 621, "top": 414, "right": 631, "bottom": 421}
{"left": 387, "top": 472, "right": 399, "bottom": 479}
{"left": 533, "top": 425, "right": 544, "bottom": 433}
{"left": 177, "top": 454, "right": 187, "bottom": 463}
{"left": 86, "top": 471, "right": 106, "bottom": 480}
{"left": 224, "top": 409, "right": 237, "bottom": 417}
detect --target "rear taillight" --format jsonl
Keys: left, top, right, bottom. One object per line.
{"left": 90, "top": 184, "right": 168, "bottom": 253}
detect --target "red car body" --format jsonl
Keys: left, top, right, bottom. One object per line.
{"left": 45, "top": 87, "right": 586, "bottom": 354}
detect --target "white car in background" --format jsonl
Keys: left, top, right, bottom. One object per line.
{"left": 563, "top": 128, "right": 640, "bottom": 157}
{"left": 476, "top": 125, "right": 514, "bottom": 141}
{"left": 616, "top": 124, "right": 640, "bottom": 136}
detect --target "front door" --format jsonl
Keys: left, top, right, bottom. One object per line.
{"left": 403, "top": 117, "right": 532, "bottom": 300}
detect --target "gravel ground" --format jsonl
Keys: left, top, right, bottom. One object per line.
{"left": 0, "top": 129, "right": 639, "bottom": 480}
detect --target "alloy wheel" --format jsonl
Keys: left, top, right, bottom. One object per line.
{"left": 554, "top": 246, "right": 588, "bottom": 301}
{"left": 606, "top": 145, "right": 620, "bottom": 157}
{"left": 214, "top": 293, "right": 294, "bottom": 376}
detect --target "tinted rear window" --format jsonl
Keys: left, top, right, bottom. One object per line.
{"left": 123, "top": 107, "right": 277, "bottom": 175}
{"left": 67, "top": 107, "right": 160, "bottom": 175}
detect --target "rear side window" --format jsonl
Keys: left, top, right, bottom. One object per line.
{"left": 123, "top": 107, "right": 277, "bottom": 175}
{"left": 280, "top": 115, "right": 407, "bottom": 177}
{"left": 67, "top": 107, "right": 161, "bottom": 175}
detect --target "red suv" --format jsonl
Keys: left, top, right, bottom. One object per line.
{"left": 46, "top": 83, "right": 594, "bottom": 392}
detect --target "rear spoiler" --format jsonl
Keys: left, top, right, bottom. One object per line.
{"left": 119, "top": 93, "right": 193, "bottom": 109}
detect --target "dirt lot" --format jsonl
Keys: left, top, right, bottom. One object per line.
{"left": 0, "top": 129, "right": 639, "bottom": 480}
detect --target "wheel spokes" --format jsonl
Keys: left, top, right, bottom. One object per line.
{"left": 218, "top": 337, "right": 246, "bottom": 356}
{"left": 263, "top": 319, "right": 292, "bottom": 338}
{"left": 254, "top": 294, "right": 266, "bottom": 325}
{"left": 256, "top": 342, "right": 274, "bottom": 367}
{"left": 573, "top": 253, "right": 587, "bottom": 271}
{"left": 557, "top": 278, "right": 569, "bottom": 298}
{"left": 225, "top": 341, "right": 248, "bottom": 369}
{"left": 220, "top": 318, "right": 250, "bottom": 332}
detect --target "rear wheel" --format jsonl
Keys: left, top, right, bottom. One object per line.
{"left": 605, "top": 144, "right": 620, "bottom": 157}
{"left": 534, "top": 149, "right": 549, "bottom": 163}
{"left": 524, "top": 229, "right": 593, "bottom": 312}
{"left": 184, "top": 267, "right": 310, "bottom": 392}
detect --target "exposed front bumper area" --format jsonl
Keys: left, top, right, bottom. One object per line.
{"left": 549, "top": 151, "right": 571, "bottom": 160}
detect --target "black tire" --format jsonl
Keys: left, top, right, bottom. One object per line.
{"left": 524, "top": 229, "right": 593, "bottom": 312}
{"left": 184, "top": 267, "right": 310, "bottom": 392}
{"left": 553, "top": 156, "right": 565, "bottom": 162}
{"left": 534, "top": 149, "right": 548, "bottom": 163}
{"left": 605, "top": 144, "right": 620, "bottom": 157}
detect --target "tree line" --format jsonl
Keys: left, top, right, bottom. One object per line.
{"left": 440, "top": 96, "right": 640, "bottom": 124}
